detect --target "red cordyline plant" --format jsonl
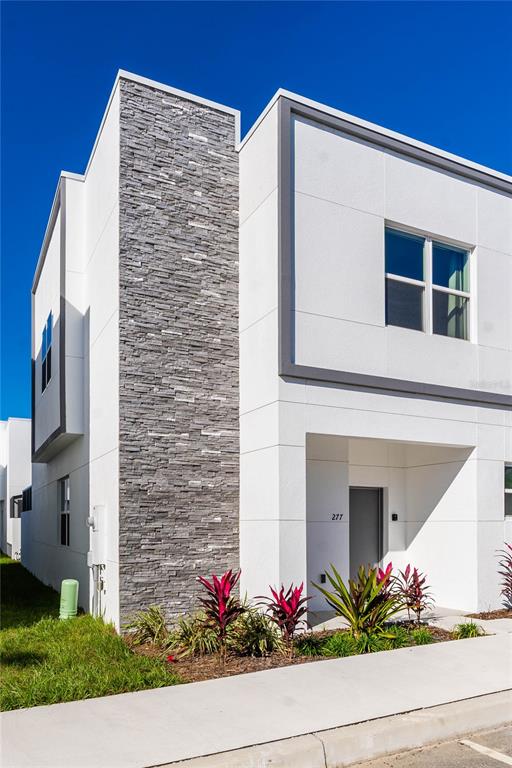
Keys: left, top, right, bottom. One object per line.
{"left": 397, "top": 565, "right": 433, "bottom": 625}
{"left": 259, "top": 584, "right": 309, "bottom": 656}
{"left": 498, "top": 543, "right": 512, "bottom": 609}
{"left": 376, "top": 562, "right": 394, "bottom": 601}
{"left": 197, "top": 569, "right": 244, "bottom": 660}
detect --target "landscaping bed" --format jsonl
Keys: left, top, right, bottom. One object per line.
{"left": 466, "top": 609, "right": 512, "bottom": 620}
{"left": 0, "top": 554, "right": 179, "bottom": 711}
{"left": 128, "top": 623, "right": 455, "bottom": 684}
{"left": 0, "top": 552, "right": 499, "bottom": 710}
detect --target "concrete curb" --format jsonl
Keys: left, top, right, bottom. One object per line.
{"left": 166, "top": 690, "right": 512, "bottom": 768}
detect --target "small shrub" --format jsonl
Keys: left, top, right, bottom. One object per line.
{"left": 453, "top": 621, "right": 484, "bottom": 639}
{"left": 411, "top": 627, "right": 434, "bottom": 645}
{"left": 124, "top": 605, "right": 169, "bottom": 648}
{"left": 295, "top": 632, "right": 326, "bottom": 656}
{"left": 396, "top": 565, "right": 433, "bottom": 625}
{"left": 498, "top": 543, "right": 512, "bottom": 609}
{"left": 168, "top": 613, "right": 220, "bottom": 657}
{"left": 259, "top": 584, "right": 309, "bottom": 656}
{"left": 313, "top": 564, "right": 405, "bottom": 651}
{"left": 228, "top": 608, "right": 283, "bottom": 657}
{"left": 383, "top": 625, "right": 410, "bottom": 649}
{"left": 321, "top": 632, "right": 358, "bottom": 657}
{"left": 197, "top": 569, "right": 245, "bottom": 660}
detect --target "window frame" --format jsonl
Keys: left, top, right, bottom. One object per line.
{"left": 505, "top": 465, "right": 512, "bottom": 518}
{"left": 10, "top": 495, "right": 23, "bottom": 519}
{"left": 41, "top": 312, "right": 53, "bottom": 393}
{"left": 58, "top": 476, "right": 70, "bottom": 547}
{"left": 385, "top": 225, "right": 471, "bottom": 341}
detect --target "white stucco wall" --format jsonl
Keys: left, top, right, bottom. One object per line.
{"left": 86, "top": 84, "right": 120, "bottom": 627}
{"left": 33, "top": 213, "right": 62, "bottom": 452}
{"left": 239, "top": 97, "right": 512, "bottom": 613}
{"left": 24, "top": 86, "right": 120, "bottom": 624}
{"left": 0, "top": 419, "right": 31, "bottom": 557}
{"left": 293, "top": 117, "right": 512, "bottom": 396}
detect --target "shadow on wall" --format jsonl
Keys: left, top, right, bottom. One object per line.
{"left": 402, "top": 444, "right": 475, "bottom": 550}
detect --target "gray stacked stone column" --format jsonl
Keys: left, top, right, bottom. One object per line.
{"left": 118, "top": 77, "right": 239, "bottom": 624}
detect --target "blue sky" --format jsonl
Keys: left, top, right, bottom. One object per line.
{"left": 1, "top": 1, "right": 511, "bottom": 420}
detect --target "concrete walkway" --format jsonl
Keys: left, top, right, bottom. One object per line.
{"left": 314, "top": 606, "right": 512, "bottom": 635}
{"left": 2, "top": 634, "right": 511, "bottom": 768}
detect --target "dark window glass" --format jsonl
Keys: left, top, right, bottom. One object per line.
{"left": 385, "top": 229, "right": 425, "bottom": 281}
{"left": 59, "top": 477, "right": 70, "bottom": 546}
{"left": 506, "top": 495, "right": 512, "bottom": 517}
{"left": 386, "top": 278, "right": 424, "bottom": 331}
{"left": 60, "top": 514, "right": 69, "bottom": 546}
{"left": 22, "top": 487, "right": 32, "bottom": 512}
{"left": 433, "top": 291, "right": 468, "bottom": 340}
{"left": 433, "top": 243, "right": 469, "bottom": 291}
{"left": 46, "top": 347, "right": 51, "bottom": 383}
{"left": 41, "top": 359, "right": 47, "bottom": 393}
{"left": 505, "top": 466, "right": 512, "bottom": 490}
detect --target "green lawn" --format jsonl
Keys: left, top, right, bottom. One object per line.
{"left": 0, "top": 553, "right": 180, "bottom": 711}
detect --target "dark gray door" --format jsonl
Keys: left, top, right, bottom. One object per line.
{"left": 349, "top": 488, "right": 382, "bottom": 579}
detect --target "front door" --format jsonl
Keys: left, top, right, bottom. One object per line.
{"left": 349, "top": 488, "right": 382, "bottom": 579}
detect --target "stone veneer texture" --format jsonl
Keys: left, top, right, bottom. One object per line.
{"left": 118, "top": 78, "right": 239, "bottom": 623}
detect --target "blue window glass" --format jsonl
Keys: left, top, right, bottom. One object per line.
{"left": 433, "top": 243, "right": 469, "bottom": 292}
{"left": 41, "top": 312, "right": 53, "bottom": 392}
{"left": 385, "top": 229, "right": 425, "bottom": 281}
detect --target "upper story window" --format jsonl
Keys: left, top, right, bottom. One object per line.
{"left": 385, "top": 228, "right": 470, "bottom": 341}
{"left": 41, "top": 312, "right": 53, "bottom": 392}
{"left": 506, "top": 465, "right": 512, "bottom": 517}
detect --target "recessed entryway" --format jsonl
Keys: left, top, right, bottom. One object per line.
{"left": 349, "top": 487, "right": 383, "bottom": 579}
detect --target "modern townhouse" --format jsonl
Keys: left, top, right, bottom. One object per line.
{"left": 23, "top": 71, "right": 512, "bottom": 629}
{"left": 1, "top": 417, "right": 31, "bottom": 559}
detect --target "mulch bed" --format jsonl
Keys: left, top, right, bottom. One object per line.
{"left": 127, "top": 624, "right": 454, "bottom": 684}
{"left": 466, "top": 609, "right": 512, "bottom": 620}
{"left": 169, "top": 652, "right": 322, "bottom": 683}
{"left": 426, "top": 625, "right": 453, "bottom": 642}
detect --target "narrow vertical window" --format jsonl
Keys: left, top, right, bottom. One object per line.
{"left": 41, "top": 312, "right": 53, "bottom": 392}
{"left": 59, "top": 476, "right": 70, "bottom": 546}
{"left": 505, "top": 465, "right": 512, "bottom": 517}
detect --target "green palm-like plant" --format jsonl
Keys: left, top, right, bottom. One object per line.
{"left": 313, "top": 564, "right": 405, "bottom": 651}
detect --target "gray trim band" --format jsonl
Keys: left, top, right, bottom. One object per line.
{"left": 278, "top": 97, "right": 512, "bottom": 409}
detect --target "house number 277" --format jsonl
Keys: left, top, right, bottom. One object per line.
{"left": 331, "top": 513, "right": 344, "bottom": 521}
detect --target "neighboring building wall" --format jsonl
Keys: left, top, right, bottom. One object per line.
{"left": 239, "top": 97, "right": 512, "bottom": 612}
{"left": 0, "top": 422, "right": 6, "bottom": 551}
{"left": 0, "top": 419, "right": 31, "bottom": 558}
{"left": 117, "top": 77, "right": 239, "bottom": 623}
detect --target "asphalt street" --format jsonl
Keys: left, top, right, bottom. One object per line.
{"left": 353, "top": 726, "right": 512, "bottom": 767}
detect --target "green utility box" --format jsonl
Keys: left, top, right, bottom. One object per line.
{"left": 59, "top": 579, "right": 79, "bottom": 619}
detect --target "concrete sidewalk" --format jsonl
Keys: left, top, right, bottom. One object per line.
{"left": 2, "top": 634, "right": 511, "bottom": 768}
